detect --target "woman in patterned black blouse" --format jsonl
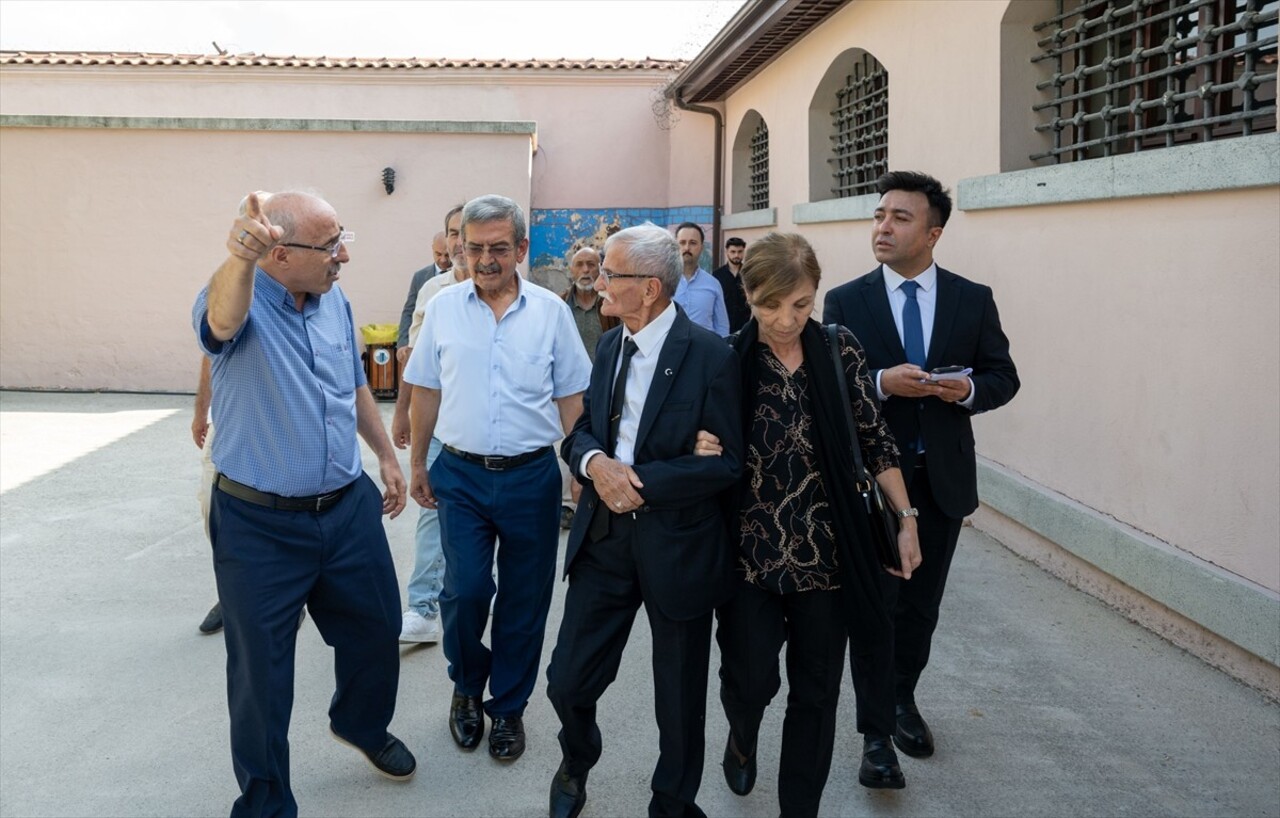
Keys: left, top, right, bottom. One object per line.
{"left": 695, "top": 232, "right": 921, "bottom": 817}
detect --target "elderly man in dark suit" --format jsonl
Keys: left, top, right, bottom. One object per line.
{"left": 545, "top": 223, "right": 743, "bottom": 818}
{"left": 823, "top": 171, "right": 1019, "bottom": 761}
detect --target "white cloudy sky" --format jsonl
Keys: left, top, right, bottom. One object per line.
{"left": 0, "top": 0, "right": 746, "bottom": 60}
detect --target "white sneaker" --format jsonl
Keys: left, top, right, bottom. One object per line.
{"left": 399, "top": 610, "right": 441, "bottom": 644}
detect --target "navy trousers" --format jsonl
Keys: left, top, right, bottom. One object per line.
{"left": 210, "top": 473, "right": 401, "bottom": 818}
{"left": 431, "top": 447, "right": 560, "bottom": 717}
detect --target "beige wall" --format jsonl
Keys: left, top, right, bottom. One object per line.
{"left": 0, "top": 66, "right": 700, "bottom": 209}
{"left": 711, "top": 0, "right": 1280, "bottom": 599}
{"left": 0, "top": 63, "right": 711, "bottom": 393}
{"left": 0, "top": 125, "right": 532, "bottom": 392}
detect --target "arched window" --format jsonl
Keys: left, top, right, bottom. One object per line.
{"left": 809, "top": 49, "right": 888, "bottom": 202}
{"left": 731, "top": 110, "right": 769, "bottom": 212}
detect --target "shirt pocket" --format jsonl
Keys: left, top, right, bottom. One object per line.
{"left": 316, "top": 340, "right": 356, "bottom": 396}
{"left": 510, "top": 351, "right": 552, "bottom": 398}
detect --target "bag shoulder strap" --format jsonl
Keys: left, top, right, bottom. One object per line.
{"left": 825, "top": 324, "right": 872, "bottom": 487}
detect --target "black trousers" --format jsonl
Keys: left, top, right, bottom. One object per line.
{"left": 546, "top": 515, "right": 713, "bottom": 818}
{"left": 885, "top": 461, "right": 963, "bottom": 703}
{"left": 717, "top": 581, "right": 847, "bottom": 818}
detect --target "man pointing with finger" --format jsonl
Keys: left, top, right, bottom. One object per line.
{"left": 194, "top": 190, "right": 416, "bottom": 818}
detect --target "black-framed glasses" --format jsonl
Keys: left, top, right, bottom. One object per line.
{"left": 281, "top": 230, "right": 355, "bottom": 260}
{"left": 599, "top": 268, "right": 652, "bottom": 285}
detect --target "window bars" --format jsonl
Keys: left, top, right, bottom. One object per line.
{"left": 749, "top": 120, "right": 770, "bottom": 210}
{"left": 830, "top": 52, "right": 889, "bottom": 198}
{"left": 1031, "top": 0, "right": 1278, "bottom": 163}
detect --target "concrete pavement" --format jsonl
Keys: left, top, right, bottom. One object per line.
{"left": 0, "top": 390, "right": 1276, "bottom": 817}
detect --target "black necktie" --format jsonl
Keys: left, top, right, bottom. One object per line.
{"left": 591, "top": 337, "right": 638, "bottom": 541}
{"left": 607, "top": 338, "right": 639, "bottom": 456}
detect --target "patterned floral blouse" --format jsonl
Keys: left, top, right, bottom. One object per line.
{"left": 738, "top": 329, "right": 900, "bottom": 594}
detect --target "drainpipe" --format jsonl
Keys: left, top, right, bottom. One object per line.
{"left": 672, "top": 89, "right": 723, "bottom": 267}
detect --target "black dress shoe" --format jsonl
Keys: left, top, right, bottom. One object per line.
{"left": 549, "top": 763, "right": 588, "bottom": 818}
{"left": 859, "top": 734, "right": 906, "bottom": 789}
{"left": 893, "top": 703, "right": 935, "bottom": 758}
{"left": 329, "top": 727, "right": 416, "bottom": 781}
{"left": 450, "top": 692, "right": 484, "bottom": 750}
{"left": 488, "top": 715, "right": 525, "bottom": 761}
{"left": 721, "top": 732, "right": 756, "bottom": 796}
{"left": 198, "top": 602, "right": 223, "bottom": 634}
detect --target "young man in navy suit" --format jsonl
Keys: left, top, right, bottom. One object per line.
{"left": 823, "top": 171, "right": 1019, "bottom": 760}
{"left": 546, "top": 223, "right": 743, "bottom": 818}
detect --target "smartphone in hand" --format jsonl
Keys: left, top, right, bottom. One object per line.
{"left": 926, "top": 365, "right": 972, "bottom": 382}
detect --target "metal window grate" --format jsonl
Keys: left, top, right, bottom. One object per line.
{"left": 1031, "top": 0, "right": 1278, "bottom": 163}
{"left": 830, "top": 52, "right": 888, "bottom": 198}
{"left": 748, "top": 120, "right": 770, "bottom": 210}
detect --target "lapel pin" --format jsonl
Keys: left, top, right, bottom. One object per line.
{"left": 664, "top": 368, "right": 673, "bottom": 376}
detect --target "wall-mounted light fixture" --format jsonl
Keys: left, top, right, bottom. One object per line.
{"left": 382, "top": 167, "right": 396, "bottom": 195}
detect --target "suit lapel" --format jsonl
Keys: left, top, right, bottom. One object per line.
{"left": 633, "top": 311, "right": 690, "bottom": 452}
{"left": 926, "top": 267, "right": 959, "bottom": 370}
{"left": 595, "top": 330, "right": 622, "bottom": 436}
{"left": 861, "top": 265, "right": 907, "bottom": 362}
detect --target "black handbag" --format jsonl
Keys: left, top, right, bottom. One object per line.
{"left": 826, "top": 324, "right": 902, "bottom": 572}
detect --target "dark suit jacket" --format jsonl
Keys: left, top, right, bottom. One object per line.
{"left": 562, "top": 307, "right": 743, "bottom": 621}
{"left": 396, "top": 263, "right": 440, "bottom": 347}
{"left": 823, "top": 265, "right": 1019, "bottom": 520}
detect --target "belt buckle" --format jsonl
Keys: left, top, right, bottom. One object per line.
{"left": 315, "top": 495, "right": 325, "bottom": 512}
{"left": 483, "top": 455, "right": 502, "bottom": 471}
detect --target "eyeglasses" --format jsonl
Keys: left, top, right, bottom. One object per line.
{"left": 599, "top": 268, "right": 652, "bottom": 285}
{"left": 464, "top": 242, "right": 514, "bottom": 260}
{"left": 281, "top": 230, "right": 355, "bottom": 260}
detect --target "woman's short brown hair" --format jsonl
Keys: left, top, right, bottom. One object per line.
{"left": 740, "top": 232, "right": 821, "bottom": 307}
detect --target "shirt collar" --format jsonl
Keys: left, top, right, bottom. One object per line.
{"left": 883, "top": 261, "right": 938, "bottom": 293}
{"left": 256, "top": 266, "right": 317, "bottom": 312}
{"left": 623, "top": 301, "right": 677, "bottom": 359}
{"left": 462, "top": 273, "right": 527, "bottom": 308}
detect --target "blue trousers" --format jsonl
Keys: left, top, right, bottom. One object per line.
{"left": 431, "top": 447, "right": 560, "bottom": 717}
{"left": 210, "top": 473, "right": 401, "bottom": 818}
{"left": 407, "top": 436, "right": 446, "bottom": 617}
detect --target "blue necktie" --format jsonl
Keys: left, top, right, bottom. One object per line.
{"left": 901, "top": 280, "right": 926, "bottom": 368}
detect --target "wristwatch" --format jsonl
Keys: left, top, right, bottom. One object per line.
{"left": 896, "top": 507, "right": 919, "bottom": 520}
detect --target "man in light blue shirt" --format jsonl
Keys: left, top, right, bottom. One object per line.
{"left": 673, "top": 221, "right": 730, "bottom": 336}
{"left": 403, "top": 194, "right": 591, "bottom": 764}
{"left": 194, "top": 191, "right": 415, "bottom": 817}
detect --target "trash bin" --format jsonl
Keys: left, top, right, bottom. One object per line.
{"left": 359, "top": 324, "right": 400, "bottom": 401}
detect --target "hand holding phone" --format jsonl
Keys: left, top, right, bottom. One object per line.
{"left": 925, "top": 365, "right": 972, "bottom": 383}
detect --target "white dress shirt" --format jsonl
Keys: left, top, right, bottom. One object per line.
{"left": 876, "top": 262, "right": 975, "bottom": 409}
{"left": 580, "top": 302, "right": 678, "bottom": 474}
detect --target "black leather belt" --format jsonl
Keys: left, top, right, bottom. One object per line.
{"left": 442, "top": 444, "right": 552, "bottom": 471}
{"left": 215, "top": 473, "right": 353, "bottom": 512}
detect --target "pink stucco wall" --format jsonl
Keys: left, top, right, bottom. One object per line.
{"left": 0, "top": 63, "right": 712, "bottom": 393}
{"left": 704, "top": 0, "right": 1280, "bottom": 596}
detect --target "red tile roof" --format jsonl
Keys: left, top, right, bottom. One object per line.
{"left": 0, "top": 51, "right": 685, "bottom": 72}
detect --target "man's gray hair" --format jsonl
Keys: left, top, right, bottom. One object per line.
{"left": 461, "top": 194, "right": 526, "bottom": 245}
{"left": 604, "top": 223, "right": 681, "bottom": 299}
